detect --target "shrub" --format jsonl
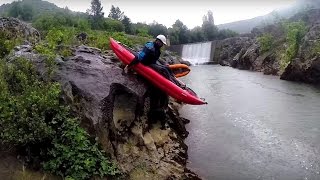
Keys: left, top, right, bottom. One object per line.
{"left": 86, "top": 30, "right": 110, "bottom": 50}
{"left": 257, "top": 33, "right": 274, "bottom": 53}
{"left": 280, "top": 21, "right": 307, "bottom": 71}
{"left": 34, "top": 28, "right": 77, "bottom": 61}
{"left": 103, "top": 18, "right": 125, "bottom": 32}
{"left": 310, "top": 41, "right": 320, "bottom": 58}
{"left": 0, "top": 58, "right": 119, "bottom": 179}
{"left": 0, "top": 31, "right": 23, "bottom": 58}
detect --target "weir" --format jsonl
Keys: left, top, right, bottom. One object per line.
{"left": 167, "top": 41, "right": 220, "bottom": 65}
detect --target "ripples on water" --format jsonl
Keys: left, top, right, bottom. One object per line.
{"left": 180, "top": 65, "right": 320, "bottom": 180}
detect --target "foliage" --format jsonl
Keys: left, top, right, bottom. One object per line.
{"left": 108, "top": 5, "right": 124, "bottom": 21}
{"left": 217, "top": 29, "right": 238, "bottom": 40}
{"left": 0, "top": 58, "right": 56, "bottom": 145}
{"left": 46, "top": 28, "right": 76, "bottom": 48}
{"left": 128, "top": 35, "right": 152, "bottom": 47}
{"left": 103, "top": 18, "right": 125, "bottom": 32}
{"left": 168, "top": 27, "right": 179, "bottom": 45}
{"left": 167, "top": 11, "right": 235, "bottom": 44}
{"left": 0, "top": 31, "right": 23, "bottom": 58}
{"left": 189, "top": 26, "right": 205, "bottom": 43}
{"left": 280, "top": 21, "right": 307, "bottom": 70}
{"left": 7, "top": 1, "right": 34, "bottom": 21}
{"left": 87, "top": 0, "right": 104, "bottom": 29}
{"left": 111, "top": 32, "right": 134, "bottom": 47}
{"left": 202, "top": 10, "right": 219, "bottom": 41}
{"left": 34, "top": 28, "right": 76, "bottom": 60}
{"left": 2, "top": 0, "right": 240, "bottom": 45}
{"left": 148, "top": 22, "right": 168, "bottom": 38}
{"left": 257, "top": 33, "right": 274, "bottom": 53}
{"left": 32, "top": 26, "right": 143, "bottom": 54}
{"left": 76, "top": 18, "right": 92, "bottom": 32}
{"left": 87, "top": 0, "right": 104, "bottom": 18}
{"left": 0, "top": 57, "right": 119, "bottom": 179}
{"left": 311, "top": 41, "right": 320, "bottom": 57}
{"left": 32, "top": 12, "right": 78, "bottom": 33}
{"left": 122, "top": 15, "right": 133, "bottom": 34}
{"left": 43, "top": 117, "right": 119, "bottom": 179}
{"left": 133, "top": 23, "right": 151, "bottom": 37}
{"left": 2, "top": 0, "right": 67, "bottom": 20}
{"left": 85, "top": 30, "right": 110, "bottom": 50}
{"left": 169, "top": 20, "right": 190, "bottom": 44}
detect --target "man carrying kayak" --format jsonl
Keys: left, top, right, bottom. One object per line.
{"left": 124, "top": 35, "right": 184, "bottom": 88}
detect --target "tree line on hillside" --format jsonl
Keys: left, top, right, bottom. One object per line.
{"left": 0, "top": 0, "right": 238, "bottom": 45}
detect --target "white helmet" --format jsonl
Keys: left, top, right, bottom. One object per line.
{"left": 156, "top": 34, "right": 167, "bottom": 45}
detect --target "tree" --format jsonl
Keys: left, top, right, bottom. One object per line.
{"left": 202, "top": 10, "right": 218, "bottom": 41}
{"left": 87, "top": 0, "right": 104, "bottom": 29}
{"left": 148, "top": 21, "right": 168, "bottom": 38}
{"left": 169, "top": 20, "right": 190, "bottom": 44}
{"left": 108, "top": 5, "right": 123, "bottom": 21}
{"left": 103, "top": 18, "right": 124, "bottom": 32}
{"left": 190, "top": 26, "right": 205, "bottom": 43}
{"left": 88, "top": 0, "right": 104, "bottom": 18}
{"left": 8, "top": 2, "right": 22, "bottom": 19}
{"left": 8, "top": 1, "right": 34, "bottom": 21}
{"left": 132, "top": 23, "right": 150, "bottom": 37}
{"left": 121, "top": 15, "right": 133, "bottom": 34}
{"left": 217, "top": 29, "right": 238, "bottom": 40}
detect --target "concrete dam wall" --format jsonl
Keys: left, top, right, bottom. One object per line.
{"left": 167, "top": 40, "right": 221, "bottom": 65}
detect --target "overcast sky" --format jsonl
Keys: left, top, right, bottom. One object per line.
{"left": 2, "top": 0, "right": 297, "bottom": 28}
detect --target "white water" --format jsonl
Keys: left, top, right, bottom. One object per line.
{"left": 181, "top": 42, "right": 212, "bottom": 65}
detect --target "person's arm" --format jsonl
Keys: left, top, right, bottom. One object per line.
{"left": 124, "top": 42, "right": 154, "bottom": 71}
{"left": 128, "top": 43, "right": 153, "bottom": 66}
{"left": 127, "top": 55, "right": 139, "bottom": 67}
{"left": 124, "top": 55, "right": 138, "bottom": 73}
{"left": 124, "top": 43, "right": 147, "bottom": 71}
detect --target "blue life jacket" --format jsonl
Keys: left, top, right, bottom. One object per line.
{"left": 137, "top": 41, "right": 161, "bottom": 65}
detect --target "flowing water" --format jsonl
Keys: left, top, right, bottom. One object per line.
{"left": 181, "top": 42, "right": 212, "bottom": 64}
{"left": 179, "top": 65, "right": 320, "bottom": 180}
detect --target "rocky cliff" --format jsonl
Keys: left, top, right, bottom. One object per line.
{"left": 215, "top": 8, "right": 320, "bottom": 84}
{"left": 0, "top": 17, "right": 200, "bottom": 179}
{"left": 14, "top": 45, "right": 197, "bottom": 179}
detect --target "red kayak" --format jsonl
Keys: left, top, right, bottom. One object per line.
{"left": 109, "top": 38, "right": 207, "bottom": 105}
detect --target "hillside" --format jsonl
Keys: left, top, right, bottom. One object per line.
{"left": 0, "top": 0, "right": 58, "bottom": 14}
{"left": 217, "top": 0, "right": 318, "bottom": 34}
{"left": 0, "top": 0, "right": 86, "bottom": 20}
{"left": 217, "top": 14, "right": 274, "bottom": 34}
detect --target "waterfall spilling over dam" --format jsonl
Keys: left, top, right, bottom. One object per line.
{"left": 181, "top": 42, "right": 212, "bottom": 65}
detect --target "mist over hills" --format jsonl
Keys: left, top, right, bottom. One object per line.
{"left": 217, "top": 0, "right": 320, "bottom": 34}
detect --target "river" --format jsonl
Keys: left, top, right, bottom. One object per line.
{"left": 179, "top": 65, "right": 320, "bottom": 180}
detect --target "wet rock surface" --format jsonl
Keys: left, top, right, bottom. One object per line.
{"left": 0, "top": 17, "right": 40, "bottom": 43}
{"left": 10, "top": 43, "right": 199, "bottom": 179}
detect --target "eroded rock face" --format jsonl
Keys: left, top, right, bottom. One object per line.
{"left": 12, "top": 44, "right": 198, "bottom": 179}
{"left": 0, "top": 17, "right": 40, "bottom": 43}
{"left": 217, "top": 37, "right": 252, "bottom": 66}
{"left": 209, "top": 9, "right": 320, "bottom": 82}
{"left": 237, "top": 42, "right": 260, "bottom": 70}
{"left": 161, "top": 50, "right": 190, "bottom": 65}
